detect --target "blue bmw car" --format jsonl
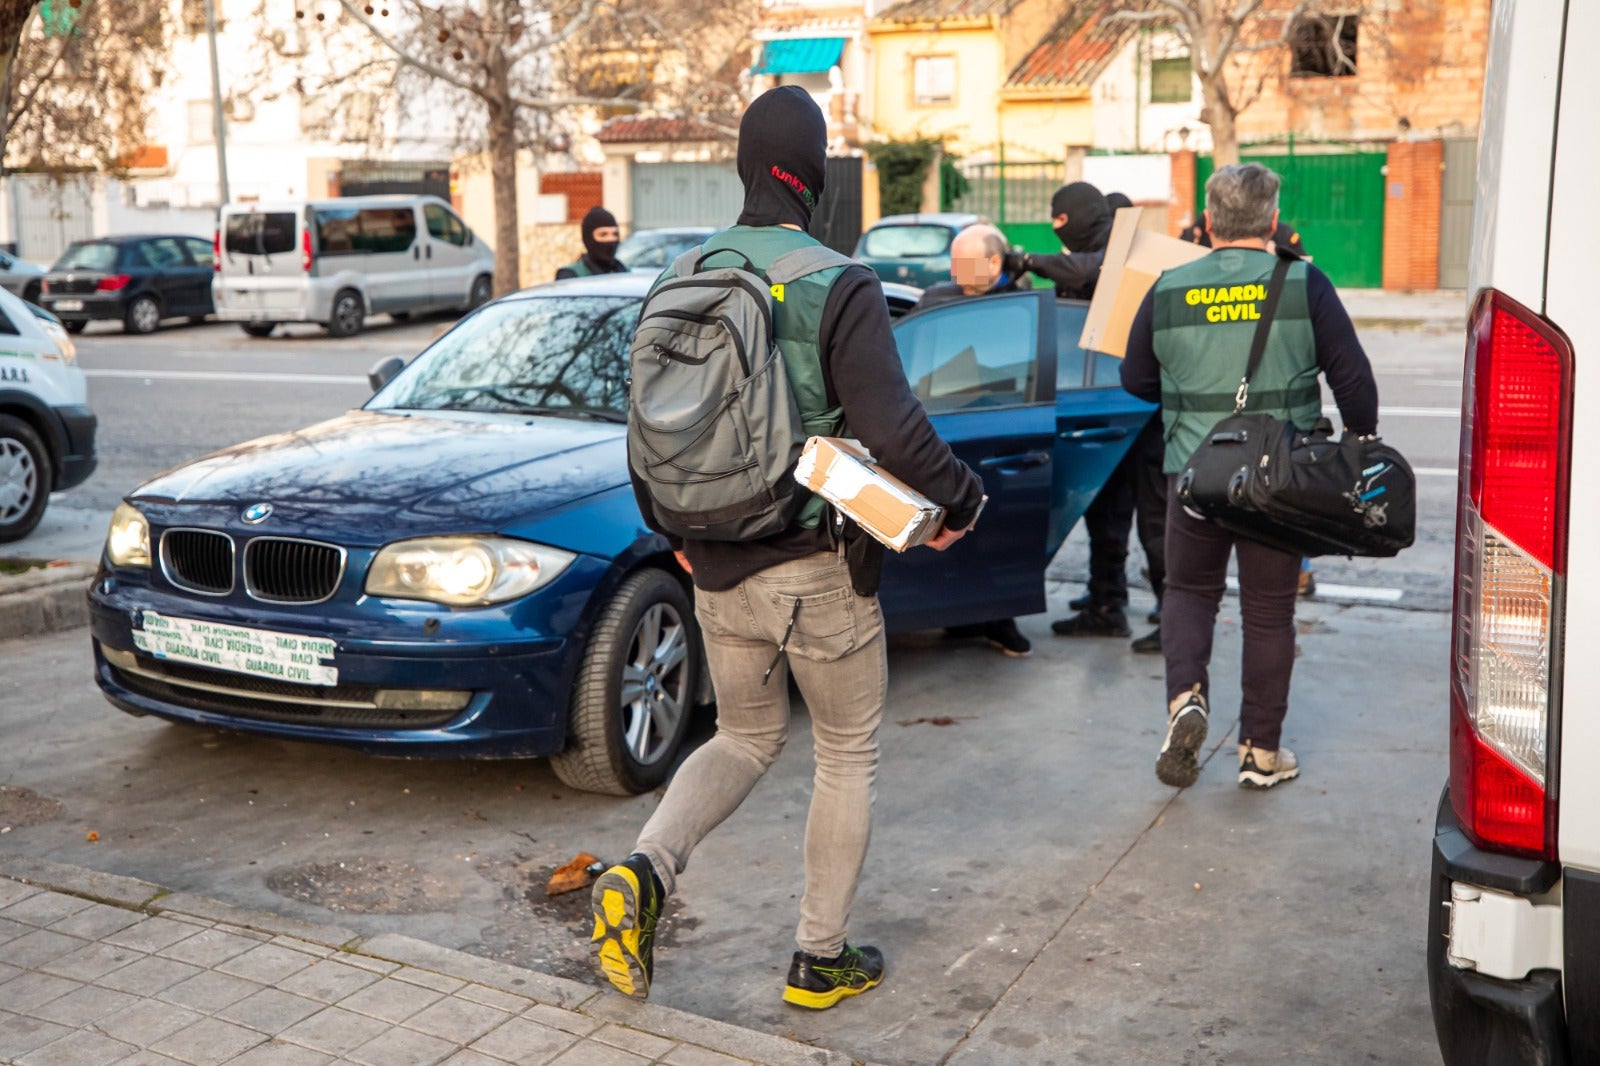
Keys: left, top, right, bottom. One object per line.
{"left": 89, "top": 273, "right": 1151, "bottom": 794}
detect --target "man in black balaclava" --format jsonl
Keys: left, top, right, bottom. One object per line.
{"left": 1020, "top": 181, "right": 1113, "bottom": 299}
{"left": 555, "top": 206, "right": 629, "bottom": 279}
{"left": 600, "top": 84, "right": 983, "bottom": 1012}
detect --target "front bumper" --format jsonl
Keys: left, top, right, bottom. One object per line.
{"left": 51, "top": 403, "right": 96, "bottom": 489}
{"left": 89, "top": 577, "right": 586, "bottom": 759}
{"left": 1428, "top": 788, "right": 1577, "bottom": 1065}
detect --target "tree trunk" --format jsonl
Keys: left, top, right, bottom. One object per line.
{"left": 1202, "top": 71, "right": 1240, "bottom": 167}
{"left": 484, "top": 47, "right": 520, "bottom": 296}
{"left": 0, "top": 3, "right": 35, "bottom": 161}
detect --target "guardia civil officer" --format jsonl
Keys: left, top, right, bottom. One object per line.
{"left": 555, "top": 206, "right": 629, "bottom": 279}
{"left": 1121, "top": 163, "right": 1378, "bottom": 790}
{"left": 1022, "top": 184, "right": 1166, "bottom": 652}
{"left": 591, "top": 86, "right": 984, "bottom": 1009}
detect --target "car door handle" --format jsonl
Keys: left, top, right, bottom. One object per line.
{"left": 980, "top": 450, "right": 1050, "bottom": 472}
{"left": 413, "top": 246, "right": 421, "bottom": 260}
{"left": 426, "top": 245, "right": 432, "bottom": 259}
{"left": 1060, "top": 426, "right": 1128, "bottom": 443}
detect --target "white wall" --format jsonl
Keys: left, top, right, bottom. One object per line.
{"left": 1091, "top": 34, "right": 1210, "bottom": 154}
{"left": 1081, "top": 154, "right": 1174, "bottom": 204}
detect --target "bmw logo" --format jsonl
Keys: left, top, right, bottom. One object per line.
{"left": 241, "top": 502, "right": 273, "bottom": 524}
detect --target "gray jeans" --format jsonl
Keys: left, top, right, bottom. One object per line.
{"left": 634, "top": 550, "right": 888, "bottom": 957}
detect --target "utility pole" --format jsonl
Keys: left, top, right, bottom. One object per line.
{"left": 205, "top": 0, "right": 231, "bottom": 204}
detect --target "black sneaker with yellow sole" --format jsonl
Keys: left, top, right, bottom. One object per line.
{"left": 783, "top": 943, "right": 885, "bottom": 1010}
{"left": 590, "top": 854, "right": 662, "bottom": 1000}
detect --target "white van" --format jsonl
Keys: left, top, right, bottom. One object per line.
{"left": 1428, "top": 2, "right": 1599, "bottom": 1062}
{"left": 213, "top": 196, "right": 494, "bottom": 339}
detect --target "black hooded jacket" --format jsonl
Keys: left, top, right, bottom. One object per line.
{"left": 1026, "top": 182, "right": 1114, "bottom": 299}
{"left": 628, "top": 86, "right": 985, "bottom": 592}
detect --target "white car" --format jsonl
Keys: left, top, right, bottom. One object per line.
{"left": 0, "top": 286, "right": 96, "bottom": 540}
{"left": 1428, "top": 2, "right": 1598, "bottom": 1061}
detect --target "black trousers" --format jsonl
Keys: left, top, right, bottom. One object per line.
{"left": 1160, "top": 478, "right": 1300, "bottom": 751}
{"left": 1083, "top": 417, "right": 1167, "bottom": 608}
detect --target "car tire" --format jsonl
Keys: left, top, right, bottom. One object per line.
{"left": 124, "top": 295, "right": 161, "bottom": 335}
{"left": 464, "top": 274, "right": 492, "bottom": 313}
{"left": 550, "top": 568, "right": 702, "bottom": 796}
{"left": 63, "top": 321, "right": 86, "bottom": 334}
{"left": 326, "top": 289, "right": 364, "bottom": 338}
{"left": 0, "top": 413, "right": 52, "bottom": 543}
{"left": 240, "top": 323, "right": 276, "bottom": 338}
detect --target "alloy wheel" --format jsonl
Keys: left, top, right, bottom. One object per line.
{"left": 618, "top": 602, "right": 690, "bottom": 767}
{"left": 0, "top": 438, "right": 37, "bottom": 523}
{"left": 334, "top": 295, "right": 362, "bottom": 334}
{"left": 131, "top": 297, "right": 160, "bottom": 333}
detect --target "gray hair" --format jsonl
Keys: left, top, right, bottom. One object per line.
{"left": 1204, "top": 163, "right": 1280, "bottom": 242}
{"left": 955, "top": 222, "right": 1008, "bottom": 259}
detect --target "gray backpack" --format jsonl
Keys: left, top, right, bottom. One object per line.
{"left": 627, "top": 244, "right": 851, "bottom": 542}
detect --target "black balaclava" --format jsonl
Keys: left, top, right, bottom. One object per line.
{"left": 1050, "top": 182, "right": 1112, "bottom": 253}
{"left": 735, "top": 86, "right": 827, "bottom": 229}
{"left": 582, "top": 206, "right": 619, "bottom": 268}
{"left": 1105, "top": 192, "right": 1133, "bottom": 212}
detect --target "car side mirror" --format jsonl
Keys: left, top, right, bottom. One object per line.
{"left": 368, "top": 355, "right": 404, "bottom": 393}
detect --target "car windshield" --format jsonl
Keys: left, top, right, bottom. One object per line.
{"left": 370, "top": 295, "right": 639, "bottom": 419}
{"left": 53, "top": 242, "right": 118, "bottom": 272}
{"left": 861, "top": 225, "right": 954, "bottom": 259}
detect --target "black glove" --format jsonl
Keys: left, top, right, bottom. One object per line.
{"left": 1003, "top": 250, "right": 1029, "bottom": 277}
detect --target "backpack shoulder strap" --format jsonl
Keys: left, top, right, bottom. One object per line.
{"left": 670, "top": 247, "right": 703, "bottom": 278}
{"left": 765, "top": 245, "right": 855, "bottom": 286}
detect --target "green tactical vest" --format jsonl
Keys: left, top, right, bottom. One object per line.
{"left": 1151, "top": 249, "right": 1321, "bottom": 474}
{"left": 559, "top": 259, "right": 595, "bottom": 278}
{"left": 690, "top": 224, "right": 849, "bottom": 529}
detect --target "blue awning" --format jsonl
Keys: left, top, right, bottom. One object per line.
{"left": 753, "top": 37, "right": 847, "bottom": 76}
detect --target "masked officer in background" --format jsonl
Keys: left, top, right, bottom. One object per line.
{"left": 1021, "top": 184, "right": 1165, "bottom": 652}
{"left": 917, "top": 223, "right": 1034, "bottom": 657}
{"left": 556, "top": 207, "right": 630, "bottom": 279}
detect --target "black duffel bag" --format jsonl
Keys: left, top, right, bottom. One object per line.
{"left": 1174, "top": 257, "right": 1415, "bottom": 559}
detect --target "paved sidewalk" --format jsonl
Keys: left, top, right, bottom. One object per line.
{"left": 0, "top": 859, "right": 854, "bottom": 1066}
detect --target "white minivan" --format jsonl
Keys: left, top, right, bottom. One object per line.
{"left": 213, "top": 195, "right": 495, "bottom": 339}
{"left": 1428, "top": 2, "right": 1599, "bottom": 1062}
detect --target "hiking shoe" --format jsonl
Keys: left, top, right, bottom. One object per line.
{"left": 1155, "top": 685, "right": 1208, "bottom": 788}
{"left": 1051, "top": 605, "right": 1131, "bottom": 638}
{"left": 1130, "top": 627, "right": 1162, "bottom": 655}
{"left": 984, "top": 619, "right": 1031, "bottom": 657}
{"left": 783, "top": 943, "right": 885, "bottom": 1010}
{"left": 590, "top": 854, "right": 662, "bottom": 1000}
{"left": 1239, "top": 743, "right": 1301, "bottom": 790}
{"left": 1298, "top": 569, "right": 1316, "bottom": 598}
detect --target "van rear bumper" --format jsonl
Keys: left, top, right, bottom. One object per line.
{"left": 214, "top": 307, "right": 312, "bottom": 323}
{"left": 1428, "top": 787, "right": 1578, "bottom": 1064}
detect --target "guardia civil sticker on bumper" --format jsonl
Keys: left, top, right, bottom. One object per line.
{"left": 132, "top": 611, "right": 339, "bottom": 687}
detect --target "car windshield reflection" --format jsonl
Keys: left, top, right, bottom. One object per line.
{"left": 370, "top": 295, "right": 638, "bottom": 421}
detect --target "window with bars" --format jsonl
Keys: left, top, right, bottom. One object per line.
{"left": 1290, "top": 14, "right": 1358, "bottom": 77}
{"left": 913, "top": 55, "right": 956, "bottom": 106}
{"left": 1149, "top": 57, "right": 1191, "bottom": 102}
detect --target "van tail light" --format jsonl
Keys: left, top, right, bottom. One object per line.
{"left": 302, "top": 230, "right": 314, "bottom": 273}
{"left": 1449, "top": 289, "right": 1572, "bottom": 860}
{"left": 213, "top": 230, "right": 222, "bottom": 272}
{"left": 96, "top": 274, "right": 131, "bottom": 292}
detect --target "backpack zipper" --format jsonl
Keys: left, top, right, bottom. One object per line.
{"left": 643, "top": 309, "right": 750, "bottom": 376}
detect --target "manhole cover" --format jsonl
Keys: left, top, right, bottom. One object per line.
{"left": 0, "top": 785, "right": 65, "bottom": 829}
{"left": 265, "top": 857, "right": 458, "bottom": 914}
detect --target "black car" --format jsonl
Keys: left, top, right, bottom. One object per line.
{"left": 40, "top": 234, "right": 216, "bottom": 334}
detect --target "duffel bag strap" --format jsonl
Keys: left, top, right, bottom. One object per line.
{"left": 1235, "top": 255, "right": 1294, "bottom": 413}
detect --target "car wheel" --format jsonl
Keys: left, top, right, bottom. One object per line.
{"left": 22, "top": 281, "right": 40, "bottom": 305}
{"left": 240, "top": 323, "right": 276, "bottom": 338}
{"left": 326, "top": 290, "right": 364, "bottom": 338}
{"left": 63, "top": 320, "right": 86, "bottom": 334}
{"left": 0, "top": 414, "right": 52, "bottom": 543}
{"left": 465, "top": 274, "right": 492, "bottom": 312}
{"left": 550, "top": 568, "right": 701, "bottom": 796}
{"left": 124, "top": 295, "right": 161, "bottom": 335}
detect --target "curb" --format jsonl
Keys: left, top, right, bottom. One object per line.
{"left": 0, "top": 853, "right": 866, "bottom": 1066}
{"left": 0, "top": 563, "right": 94, "bottom": 642}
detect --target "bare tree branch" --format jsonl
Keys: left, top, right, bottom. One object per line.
{"left": 334, "top": 0, "right": 489, "bottom": 98}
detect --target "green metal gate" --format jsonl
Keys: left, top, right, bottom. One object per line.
{"left": 947, "top": 160, "right": 1065, "bottom": 256}
{"left": 1196, "top": 146, "right": 1387, "bottom": 288}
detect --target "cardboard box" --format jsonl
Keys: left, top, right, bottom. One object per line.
{"left": 1080, "top": 206, "right": 1209, "bottom": 358}
{"left": 793, "top": 437, "right": 946, "bottom": 552}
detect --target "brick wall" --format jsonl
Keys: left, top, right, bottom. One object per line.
{"left": 539, "top": 173, "right": 605, "bottom": 223}
{"left": 520, "top": 223, "right": 584, "bottom": 288}
{"left": 1169, "top": 150, "right": 1197, "bottom": 236}
{"left": 1382, "top": 140, "right": 1443, "bottom": 290}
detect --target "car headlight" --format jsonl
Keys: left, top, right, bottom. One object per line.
{"left": 39, "top": 319, "right": 75, "bottom": 364}
{"left": 106, "top": 503, "right": 151, "bottom": 567}
{"left": 365, "top": 536, "right": 575, "bottom": 607}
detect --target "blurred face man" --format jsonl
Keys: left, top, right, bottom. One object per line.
{"left": 949, "top": 224, "right": 1008, "bottom": 296}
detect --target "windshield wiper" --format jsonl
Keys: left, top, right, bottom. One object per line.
{"left": 521, "top": 406, "right": 627, "bottom": 424}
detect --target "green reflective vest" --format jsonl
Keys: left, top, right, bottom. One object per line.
{"left": 1151, "top": 249, "right": 1321, "bottom": 473}
{"left": 693, "top": 225, "right": 849, "bottom": 529}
